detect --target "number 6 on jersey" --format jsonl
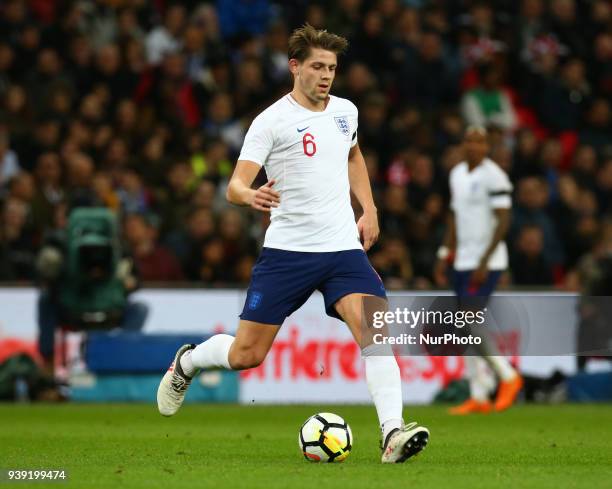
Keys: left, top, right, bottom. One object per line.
{"left": 302, "top": 133, "right": 316, "bottom": 157}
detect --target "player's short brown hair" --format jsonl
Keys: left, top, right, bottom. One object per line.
{"left": 288, "top": 23, "right": 349, "bottom": 62}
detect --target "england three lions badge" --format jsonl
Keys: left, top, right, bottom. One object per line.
{"left": 334, "top": 116, "right": 350, "bottom": 138}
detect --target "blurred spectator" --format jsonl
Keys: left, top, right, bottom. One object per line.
{"left": 539, "top": 138, "right": 563, "bottom": 196}
{"left": 511, "top": 177, "right": 564, "bottom": 268}
{"left": 515, "top": 0, "right": 546, "bottom": 51}
{"left": 123, "top": 213, "right": 184, "bottom": 282}
{"left": 435, "top": 110, "right": 464, "bottom": 151}
{"left": 191, "top": 179, "right": 219, "bottom": 211}
{"left": 0, "top": 128, "right": 20, "bottom": 192}
{"left": 380, "top": 185, "right": 411, "bottom": 237}
{"left": 30, "top": 152, "right": 64, "bottom": 232}
{"left": 190, "top": 136, "right": 232, "bottom": 185}
{"left": 371, "top": 236, "right": 413, "bottom": 290}
{"left": 117, "top": 169, "right": 151, "bottom": 215}
{"left": 262, "top": 21, "right": 290, "bottom": 85}
{"left": 217, "top": 207, "right": 257, "bottom": 266}
{"left": 596, "top": 158, "right": 612, "bottom": 215}
{"left": 165, "top": 207, "right": 216, "bottom": 275}
{"left": 202, "top": 92, "right": 245, "bottom": 154}
{"left": 591, "top": 32, "right": 612, "bottom": 98}
{"left": 216, "top": 0, "right": 271, "bottom": 39}
{"left": 8, "top": 171, "right": 35, "bottom": 208}
{"left": 136, "top": 133, "right": 170, "bottom": 188}
{"left": 338, "top": 62, "right": 377, "bottom": 109}
{"left": 362, "top": 147, "right": 384, "bottom": 203}
{"left": 349, "top": 9, "right": 392, "bottom": 74}
{"left": 358, "top": 93, "right": 390, "bottom": 163}
{"left": 233, "top": 57, "right": 268, "bottom": 118}
{"left": 0, "top": 85, "right": 32, "bottom": 158}
{"left": 0, "top": 198, "right": 36, "bottom": 280}
{"left": 196, "top": 237, "right": 230, "bottom": 283}
{"left": 92, "top": 172, "right": 119, "bottom": 212}
{"left": 145, "top": 4, "right": 185, "bottom": 65}
{"left": 572, "top": 145, "right": 598, "bottom": 190}
{"left": 461, "top": 63, "right": 516, "bottom": 132}
{"left": 551, "top": 174, "right": 584, "bottom": 268}
{"left": 398, "top": 31, "right": 458, "bottom": 109}
{"left": 549, "top": 0, "right": 587, "bottom": 58}
{"left": 159, "top": 161, "right": 194, "bottom": 236}
{"left": 511, "top": 129, "right": 542, "bottom": 180}
{"left": 65, "top": 152, "right": 96, "bottom": 207}
{"left": 579, "top": 98, "right": 611, "bottom": 156}
{"left": 409, "top": 192, "right": 444, "bottom": 283}
{"left": 537, "top": 57, "right": 590, "bottom": 132}
{"left": 407, "top": 154, "right": 437, "bottom": 211}
{"left": 327, "top": 0, "right": 363, "bottom": 40}
{"left": 510, "top": 224, "right": 554, "bottom": 285}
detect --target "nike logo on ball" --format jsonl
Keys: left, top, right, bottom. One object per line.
{"left": 297, "top": 126, "right": 309, "bottom": 132}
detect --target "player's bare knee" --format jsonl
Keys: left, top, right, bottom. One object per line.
{"left": 229, "top": 347, "right": 265, "bottom": 370}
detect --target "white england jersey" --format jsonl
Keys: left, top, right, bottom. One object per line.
{"left": 238, "top": 94, "right": 362, "bottom": 252}
{"left": 449, "top": 158, "right": 512, "bottom": 271}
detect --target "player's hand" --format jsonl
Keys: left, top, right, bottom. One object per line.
{"left": 471, "top": 261, "right": 489, "bottom": 286}
{"left": 433, "top": 259, "right": 448, "bottom": 287}
{"left": 357, "top": 210, "right": 379, "bottom": 251}
{"left": 250, "top": 180, "right": 280, "bottom": 212}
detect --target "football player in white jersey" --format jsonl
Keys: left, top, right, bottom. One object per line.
{"left": 434, "top": 126, "right": 523, "bottom": 414}
{"left": 157, "top": 24, "right": 429, "bottom": 463}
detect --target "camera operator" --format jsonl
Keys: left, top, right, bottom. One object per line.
{"left": 36, "top": 207, "right": 148, "bottom": 375}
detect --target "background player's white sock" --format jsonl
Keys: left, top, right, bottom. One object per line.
{"left": 466, "top": 356, "right": 495, "bottom": 402}
{"left": 485, "top": 355, "right": 516, "bottom": 382}
{"left": 471, "top": 330, "right": 517, "bottom": 382}
{"left": 469, "top": 376, "right": 489, "bottom": 402}
{"left": 181, "top": 334, "right": 235, "bottom": 376}
{"left": 362, "top": 344, "right": 403, "bottom": 441}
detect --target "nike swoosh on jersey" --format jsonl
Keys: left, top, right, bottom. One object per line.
{"left": 297, "top": 126, "right": 309, "bottom": 132}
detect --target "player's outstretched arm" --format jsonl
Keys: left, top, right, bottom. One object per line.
{"left": 226, "top": 160, "right": 280, "bottom": 212}
{"left": 348, "top": 143, "right": 379, "bottom": 251}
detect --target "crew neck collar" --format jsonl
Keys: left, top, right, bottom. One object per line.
{"left": 286, "top": 93, "right": 332, "bottom": 113}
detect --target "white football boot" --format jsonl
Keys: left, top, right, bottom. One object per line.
{"left": 381, "top": 422, "right": 430, "bottom": 463}
{"left": 157, "top": 344, "right": 196, "bottom": 416}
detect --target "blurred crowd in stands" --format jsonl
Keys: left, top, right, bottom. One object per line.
{"left": 0, "top": 0, "right": 611, "bottom": 289}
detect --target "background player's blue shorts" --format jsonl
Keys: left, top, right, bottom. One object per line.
{"left": 240, "top": 248, "right": 387, "bottom": 325}
{"left": 452, "top": 269, "right": 502, "bottom": 297}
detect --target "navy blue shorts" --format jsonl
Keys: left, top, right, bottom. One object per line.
{"left": 452, "top": 269, "right": 502, "bottom": 298}
{"left": 240, "top": 248, "right": 387, "bottom": 325}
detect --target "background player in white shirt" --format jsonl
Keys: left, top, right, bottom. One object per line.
{"left": 157, "top": 24, "right": 429, "bottom": 463}
{"left": 435, "top": 126, "right": 523, "bottom": 414}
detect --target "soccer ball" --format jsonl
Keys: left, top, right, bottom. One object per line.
{"left": 298, "top": 412, "right": 353, "bottom": 463}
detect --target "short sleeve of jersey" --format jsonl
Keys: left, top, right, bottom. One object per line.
{"left": 350, "top": 103, "right": 358, "bottom": 147}
{"left": 238, "top": 114, "right": 275, "bottom": 167}
{"left": 487, "top": 165, "right": 513, "bottom": 209}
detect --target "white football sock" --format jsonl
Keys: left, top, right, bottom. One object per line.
{"left": 382, "top": 419, "right": 403, "bottom": 442}
{"left": 471, "top": 328, "right": 517, "bottom": 382}
{"left": 179, "top": 349, "right": 197, "bottom": 377}
{"left": 485, "top": 355, "right": 516, "bottom": 382}
{"left": 466, "top": 356, "right": 495, "bottom": 402}
{"left": 362, "top": 344, "right": 403, "bottom": 441}
{"left": 469, "top": 376, "right": 489, "bottom": 402}
{"left": 181, "top": 334, "right": 235, "bottom": 376}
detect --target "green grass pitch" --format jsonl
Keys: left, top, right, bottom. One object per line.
{"left": 1, "top": 403, "right": 611, "bottom": 489}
